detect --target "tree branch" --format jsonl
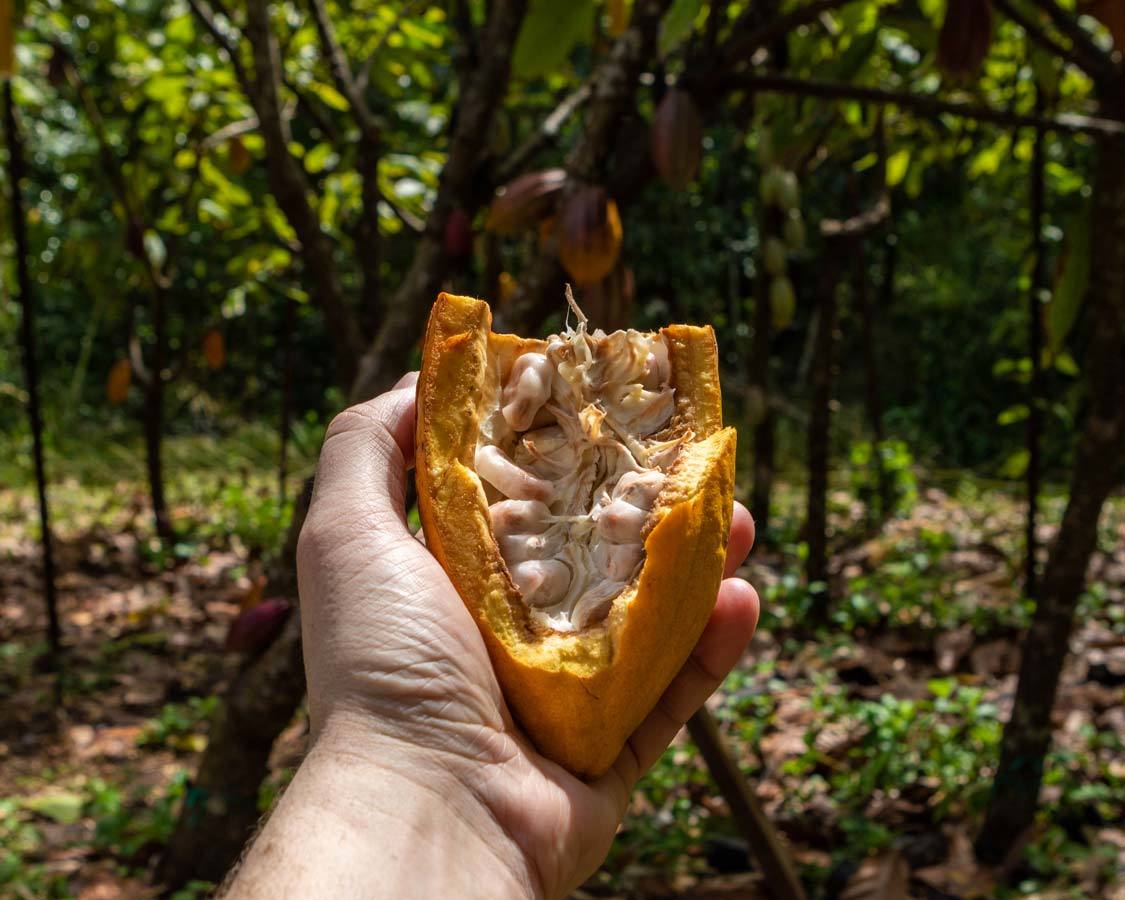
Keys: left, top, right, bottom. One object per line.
{"left": 495, "top": 82, "right": 593, "bottom": 183}
{"left": 307, "top": 0, "right": 380, "bottom": 141}
{"left": 244, "top": 0, "right": 361, "bottom": 385}
{"left": 725, "top": 74, "right": 1125, "bottom": 137}
{"left": 186, "top": 0, "right": 251, "bottom": 95}
{"left": 1028, "top": 0, "right": 1117, "bottom": 81}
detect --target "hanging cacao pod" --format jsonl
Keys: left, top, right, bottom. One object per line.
{"left": 783, "top": 208, "right": 807, "bottom": 251}
{"left": 650, "top": 89, "right": 703, "bottom": 192}
{"left": 763, "top": 238, "right": 788, "bottom": 277}
{"left": 776, "top": 170, "right": 800, "bottom": 213}
{"left": 443, "top": 207, "right": 474, "bottom": 258}
{"left": 607, "top": 0, "right": 629, "bottom": 36}
{"left": 756, "top": 130, "right": 774, "bottom": 168}
{"left": 125, "top": 220, "right": 147, "bottom": 261}
{"left": 770, "top": 276, "right": 796, "bottom": 330}
{"left": 225, "top": 597, "right": 292, "bottom": 653}
{"left": 760, "top": 166, "right": 784, "bottom": 206}
{"left": 228, "top": 136, "right": 252, "bottom": 175}
{"left": 202, "top": 329, "right": 225, "bottom": 370}
{"left": 937, "top": 0, "right": 993, "bottom": 83}
{"left": 486, "top": 168, "right": 567, "bottom": 235}
{"left": 106, "top": 359, "right": 132, "bottom": 406}
{"left": 557, "top": 186, "right": 623, "bottom": 285}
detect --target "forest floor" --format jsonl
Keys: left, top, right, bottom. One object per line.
{"left": 0, "top": 433, "right": 1122, "bottom": 900}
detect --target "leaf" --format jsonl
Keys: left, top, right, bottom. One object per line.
{"left": 1047, "top": 204, "right": 1091, "bottom": 355}
{"left": 513, "top": 0, "right": 596, "bottom": 79}
{"left": 885, "top": 149, "right": 910, "bottom": 187}
{"left": 21, "top": 791, "right": 84, "bottom": 825}
{"left": 998, "top": 448, "right": 1030, "bottom": 479}
{"left": 840, "top": 849, "right": 909, "bottom": 900}
{"left": 659, "top": 0, "right": 702, "bottom": 57}
{"left": 307, "top": 81, "right": 349, "bottom": 111}
{"left": 997, "top": 403, "right": 1028, "bottom": 426}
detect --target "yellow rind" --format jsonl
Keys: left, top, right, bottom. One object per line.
{"left": 416, "top": 292, "right": 736, "bottom": 777}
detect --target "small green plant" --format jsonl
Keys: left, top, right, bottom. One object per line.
{"left": 137, "top": 697, "right": 218, "bottom": 751}
{"left": 847, "top": 439, "right": 918, "bottom": 520}
{"left": 88, "top": 772, "right": 189, "bottom": 861}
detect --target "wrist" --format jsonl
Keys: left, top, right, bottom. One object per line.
{"left": 225, "top": 714, "right": 540, "bottom": 899}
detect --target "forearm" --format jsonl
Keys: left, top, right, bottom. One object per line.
{"left": 222, "top": 735, "right": 538, "bottom": 899}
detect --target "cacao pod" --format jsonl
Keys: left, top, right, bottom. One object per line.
{"left": 443, "top": 207, "right": 474, "bottom": 258}
{"left": 557, "top": 186, "right": 623, "bottom": 285}
{"left": 47, "top": 44, "right": 70, "bottom": 87}
{"left": 106, "top": 359, "right": 132, "bottom": 406}
{"left": 937, "top": 0, "right": 993, "bottom": 83}
{"left": 776, "top": 170, "right": 800, "bottom": 213}
{"left": 783, "top": 208, "right": 806, "bottom": 251}
{"left": 770, "top": 276, "right": 796, "bottom": 330}
{"left": 416, "top": 292, "right": 735, "bottom": 776}
{"left": 225, "top": 597, "right": 292, "bottom": 653}
{"left": 125, "top": 220, "right": 147, "bottom": 261}
{"left": 228, "top": 136, "right": 252, "bottom": 175}
{"left": 538, "top": 214, "right": 558, "bottom": 251}
{"left": 607, "top": 0, "right": 629, "bottom": 37}
{"left": 486, "top": 169, "right": 567, "bottom": 234}
{"left": 763, "top": 237, "right": 787, "bottom": 277}
{"left": 581, "top": 261, "right": 636, "bottom": 331}
{"left": 756, "top": 130, "right": 774, "bottom": 168}
{"left": 650, "top": 89, "right": 703, "bottom": 192}
{"left": 202, "top": 329, "right": 225, "bottom": 370}
{"left": 760, "top": 165, "right": 784, "bottom": 206}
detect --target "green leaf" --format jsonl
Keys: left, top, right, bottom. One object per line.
{"left": 886, "top": 149, "right": 911, "bottom": 187}
{"left": 307, "top": 81, "right": 349, "bottom": 112}
{"left": 513, "top": 0, "right": 596, "bottom": 78}
{"left": 304, "top": 142, "right": 338, "bottom": 174}
{"left": 1047, "top": 205, "right": 1091, "bottom": 355}
{"left": 998, "top": 449, "right": 1030, "bottom": 479}
{"left": 21, "top": 791, "right": 84, "bottom": 825}
{"left": 997, "top": 403, "right": 1028, "bottom": 426}
{"left": 659, "top": 0, "right": 702, "bottom": 57}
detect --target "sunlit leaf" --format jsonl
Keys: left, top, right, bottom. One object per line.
{"left": 886, "top": 149, "right": 910, "bottom": 187}
{"left": 514, "top": 0, "right": 596, "bottom": 78}
{"left": 659, "top": 0, "right": 702, "bottom": 57}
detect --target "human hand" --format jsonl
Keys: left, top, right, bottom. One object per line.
{"left": 226, "top": 373, "right": 759, "bottom": 900}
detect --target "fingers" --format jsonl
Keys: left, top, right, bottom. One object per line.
{"left": 725, "top": 502, "right": 755, "bottom": 577}
{"left": 307, "top": 372, "right": 420, "bottom": 535}
{"left": 599, "top": 577, "right": 760, "bottom": 809}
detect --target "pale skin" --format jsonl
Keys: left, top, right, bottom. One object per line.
{"left": 224, "top": 372, "right": 760, "bottom": 900}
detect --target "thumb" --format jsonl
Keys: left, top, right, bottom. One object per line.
{"left": 308, "top": 372, "right": 419, "bottom": 539}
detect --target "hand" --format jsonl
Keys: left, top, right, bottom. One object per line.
{"left": 225, "top": 373, "right": 759, "bottom": 900}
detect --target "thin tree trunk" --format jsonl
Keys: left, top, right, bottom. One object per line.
{"left": 1026, "top": 94, "right": 1046, "bottom": 601}
{"left": 278, "top": 292, "right": 294, "bottom": 507}
{"left": 688, "top": 711, "right": 807, "bottom": 900}
{"left": 5, "top": 81, "right": 61, "bottom": 660}
{"left": 806, "top": 254, "right": 841, "bottom": 613}
{"left": 144, "top": 285, "right": 174, "bottom": 542}
{"left": 975, "top": 124, "right": 1125, "bottom": 865}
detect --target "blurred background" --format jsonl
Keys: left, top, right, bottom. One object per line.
{"left": 1, "top": 0, "right": 1123, "bottom": 897}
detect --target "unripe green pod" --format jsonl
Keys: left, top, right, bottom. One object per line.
{"left": 763, "top": 237, "right": 787, "bottom": 276}
{"left": 760, "top": 165, "right": 784, "bottom": 206}
{"left": 770, "top": 276, "right": 796, "bottom": 329}
{"left": 783, "top": 208, "right": 806, "bottom": 251}
{"left": 776, "top": 170, "right": 800, "bottom": 213}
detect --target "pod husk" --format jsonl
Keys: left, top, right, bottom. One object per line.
{"left": 416, "top": 293, "right": 735, "bottom": 777}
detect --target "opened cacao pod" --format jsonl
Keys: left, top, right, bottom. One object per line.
{"left": 650, "top": 89, "right": 703, "bottom": 192}
{"left": 486, "top": 168, "right": 567, "bottom": 235}
{"left": 415, "top": 292, "right": 736, "bottom": 776}
{"left": 557, "top": 186, "right": 623, "bottom": 286}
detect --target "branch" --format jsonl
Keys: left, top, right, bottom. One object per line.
{"left": 495, "top": 82, "right": 593, "bottom": 182}
{"left": 200, "top": 115, "right": 260, "bottom": 150}
{"left": 723, "top": 0, "right": 858, "bottom": 67}
{"left": 186, "top": 0, "right": 251, "bottom": 93}
{"left": 1029, "top": 0, "right": 1116, "bottom": 81}
{"left": 307, "top": 0, "right": 380, "bottom": 141}
{"left": 991, "top": 0, "right": 1074, "bottom": 66}
{"left": 726, "top": 74, "right": 1125, "bottom": 138}
{"left": 820, "top": 193, "right": 890, "bottom": 239}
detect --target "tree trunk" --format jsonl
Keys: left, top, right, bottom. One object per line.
{"left": 975, "top": 124, "right": 1125, "bottom": 865}
{"left": 806, "top": 254, "right": 841, "bottom": 613}
{"left": 4, "top": 81, "right": 62, "bottom": 660}
{"left": 144, "top": 285, "right": 175, "bottom": 543}
{"left": 1025, "top": 95, "right": 1046, "bottom": 601}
